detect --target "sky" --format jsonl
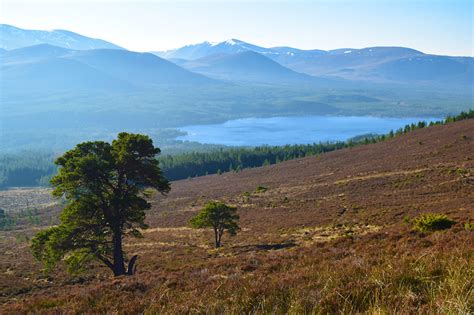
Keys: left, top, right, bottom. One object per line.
{"left": 1, "top": 0, "right": 473, "bottom": 56}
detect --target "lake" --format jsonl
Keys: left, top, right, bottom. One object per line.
{"left": 176, "top": 116, "right": 440, "bottom": 146}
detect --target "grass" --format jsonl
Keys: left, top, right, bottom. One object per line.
{"left": 9, "top": 232, "right": 473, "bottom": 314}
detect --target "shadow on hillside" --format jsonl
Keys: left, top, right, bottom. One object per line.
{"left": 233, "top": 242, "right": 297, "bottom": 253}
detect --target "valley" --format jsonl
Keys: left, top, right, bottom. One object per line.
{"left": 0, "top": 3, "right": 473, "bottom": 313}
{"left": 1, "top": 24, "right": 473, "bottom": 154}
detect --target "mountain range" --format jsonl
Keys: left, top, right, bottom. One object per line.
{"left": 155, "top": 39, "right": 474, "bottom": 86}
{"left": 1, "top": 24, "right": 473, "bottom": 153}
{"left": 2, "top": 24, "right": 472, "bottom": 87}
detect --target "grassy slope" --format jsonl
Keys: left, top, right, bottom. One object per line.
{"left": 0, "top": 119, "right": 473, "bottom": 313}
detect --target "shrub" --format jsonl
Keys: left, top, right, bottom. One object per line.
{"left": 463, "top": 222, "right": 473, "bottom": 231}
{"left": 403, "top": 215, "right": 411, "bottom": 224}
{"left": 412, "top": 213, "right": 455, "bottom": 232}
{"left": 255, "top": 186, "right": 268, "bottom": 193}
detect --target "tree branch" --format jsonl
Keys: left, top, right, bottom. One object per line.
{"left": 94, "top": 252, "right": 115, "bottom": 271}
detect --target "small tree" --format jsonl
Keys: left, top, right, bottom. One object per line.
{"left": 31, "top": 133, "right": 170, "bottom": 276}
{"left": 190, "top": 201, "right": 239, "bottom": 248}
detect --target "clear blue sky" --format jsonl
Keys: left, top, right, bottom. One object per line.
{"left": 1, "top": 0, "right": 472, "bottom": 56}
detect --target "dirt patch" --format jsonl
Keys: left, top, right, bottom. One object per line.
{"left": 288, "top": 224, "right": 382, "bottom": 246}
{"left": 334, "top": 168, "right": 433, "bottom": 185}
{"left": 0, "top": 188, "right": 56, "bottom": 212}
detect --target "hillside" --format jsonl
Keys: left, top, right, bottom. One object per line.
{"left": 177, "top": 51, "right": 319, "bottom": 84}
{"left": 0, "top": 24, "right": 123, "bottom": 50}
{"left": 0, "top": 119, "right": 472, "bottom": 313}
{"left": 1, "top": 45, "right": 134, "bottom": 93}
{"left": 1, "top": 44, "right": 212, "bottom": 93}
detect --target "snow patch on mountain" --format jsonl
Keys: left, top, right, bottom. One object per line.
{"left": 225, "top": 39, "right": 238, "bottom": 45}
{"left": 0, "top": 24, "right": 123, "bottom": 50}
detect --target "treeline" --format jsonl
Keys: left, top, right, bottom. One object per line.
{"left": 0, "top": 151, "right": 57, "bottom": 189}
{"left": 159, "top": 142, "right": 347, "bottom": 180}
{"left": 0, "top": 110, "right": 472, "bottom": 189}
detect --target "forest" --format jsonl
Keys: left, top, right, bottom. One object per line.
{"left": 0, "top": 110, "right": 472, "bottom": 189}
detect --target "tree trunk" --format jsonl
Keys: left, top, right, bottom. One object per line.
{"left": 126, "top": 255, "right": 138, "bottom": 275}
{"left": 214, "top": 227, "right": 220, "bottom": 248}
{"left": 112, "top": 228, "right": 126, "bottom": 276}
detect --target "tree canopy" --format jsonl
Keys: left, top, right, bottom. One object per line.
{"left": 190, "top": 201, "right": 239, "bottom": 248}
{"left": 31, "top": 133, "right": 170, "bottom": 276}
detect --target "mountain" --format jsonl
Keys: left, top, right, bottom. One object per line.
{"left": 65, "top": 48, "right": 214, "bottom": 86}
{"left": 277, "top": 47, "right": 474, "bottom": 85}
{"left": 0, "top": 24, "right": 123, "bottom": 50}
{"left": 156, "top": 40, "right": 473, "bottom": 86}
{"left": 1, "top": 44, "right": 213, "bottom": 94}
{"left": 2, "top": 54, "right": 132, "bottom": 93}
{"left": 364, "top": 54, "right": 474, "bottom": 85}
{"left": 153, "top": 39, "right": 274, "bottom": 60}
{"left": 176, "top": 51, "right": 318, "bottom": 84}
{"left": 272, "top": 47, "right": 424, "bottom": 75}
{"left": 153, "top": 40, "right": 420, "bottom": 64}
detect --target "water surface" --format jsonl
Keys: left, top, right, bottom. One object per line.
{"left": 177, "top": 116, "right": 439, "bottom": 146}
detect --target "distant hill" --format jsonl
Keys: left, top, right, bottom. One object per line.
{"left": 2, "top": 55, "right": 132, "bottom": 93}
{"left": 66, "top": 48, "right": 213, "bottom": 86}
{"left": 1, "top": 44, "right": 76, "bottom": 67}
{"left": 274, "top": 47, "right": 424, "bottom": 76}
{"left": 156, "top": 40, "right": 473, "bottom": 86}
{"left": 0, "top": 24, "right": 123, "bottom": 50}
{"left": 1, "top": 44, "right": 213, "bottom": 94}
{"left": 279, "top": 47, "right": 474, "bottom": 85}
{"left": 366, "top": 54, "right": 474, "bottom": 85}
{"left": 176, "top": 51, "right": 319, "bottom": 84}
